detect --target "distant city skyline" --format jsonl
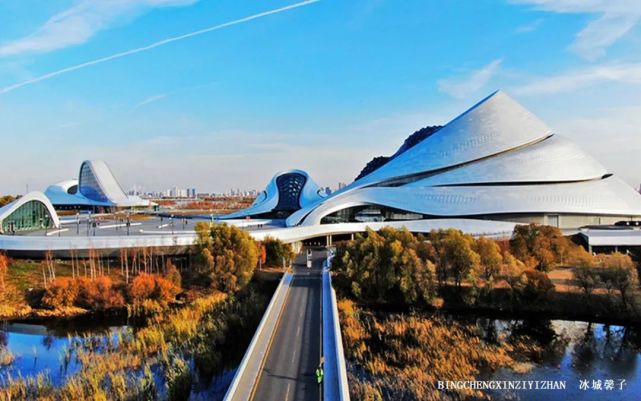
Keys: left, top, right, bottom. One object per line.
{"left": 1, "top": 1, "right": 641, "bottom": 194}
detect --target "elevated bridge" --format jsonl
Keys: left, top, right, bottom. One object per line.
{"left": 224, "top": 249, "right": 350, "bottom": 401}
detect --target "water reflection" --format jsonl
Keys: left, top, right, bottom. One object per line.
{"left": 0, "top": 320, "right": 125, "bottom": 385}
{"left": 479, "top": 318, "right": 641, "bottom": 401}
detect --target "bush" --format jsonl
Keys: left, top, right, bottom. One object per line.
{"left": 128, "top": 273, "right": 180, "bottom": 306}
{"left": 76, "top": 276, "right": 125, "bottom": 310}
{"left": 41, "top": 278, "right": 78, "bottom": 309}
{"left": 129, "top": 273, "right": 156, "bottom": 303}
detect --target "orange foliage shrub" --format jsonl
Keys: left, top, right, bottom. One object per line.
{"left": 76, "top": 276, "right": 125, "bottom": 310}
{"left": 129, "top": 273, "right": 156, "bottom": 302}
{"left": 41, "top": 278, "right": 78, "bottom": 309}
{"left": 128, "top": 273, "right": 180, "bottom": 306}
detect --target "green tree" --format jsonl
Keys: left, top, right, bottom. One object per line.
{"left": 262, "top": 236, "right": 295, "bottom": 267}
{"left": 194, "top": 222, "right": 258, "bottom": 293}
{"left": 332, "top": 227, "right": 436, "bottom": 306}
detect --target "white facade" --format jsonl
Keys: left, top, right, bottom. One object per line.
{"left": 0, "top": 192, "right": 60, "bottom": 234}
{"left": 45, "top": 160, "right": 151, "bottom": 208}
{"left": 286, "top": 91, "right": 641, "bottom": 229}
{"left": 221, "top": 169, "right": 325, "bottom": 219}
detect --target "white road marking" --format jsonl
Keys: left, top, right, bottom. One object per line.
{"left": 45, "top": 228, "right": 69, "bottom": 236}
{"left": 285, "top": 383, "right": 291, "bottom": 401}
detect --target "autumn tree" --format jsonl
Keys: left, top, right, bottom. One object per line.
{"left": 194, "top": 222, "right": 258, "bottom": 293}
{"left": 574, "top": 266, "right": 599, "bottom": 301}
{"left": 0, "top": 253, "right": 8, "bottom": 294}
{"left": 165, "top": 259, "right": 182, "bottom": 288}
{"left": 475, "top": 236, "right": 503, "bottom": 280}
{"left": 0, "top": 253, "right": 11, "bottom": 303}
{"left": 510, "top": 224, "right": 571, "bottom": 272}
{"left": 596, "top": 252, "right": 639, "bottom": 309}
{"left": 430, "top": 229, "right": 480, "bottom": 289}
{"left": 500, "top": 251, "right": 527, "bottom": 297}
{"left": 0, "top": 195, "right": 16, "bottom": 208}
{"left": 512, "top": 269, "right": 554, "bottom": 304}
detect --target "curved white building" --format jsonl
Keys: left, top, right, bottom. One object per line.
{"left": 45, "top": 160, "right": 151, "bottom": 210}
{"left": 0, "top": 192, "right": 60, "bottom": 234}
{"left": 286, "top": 91, "right": 641, "bottom": 229}
{"left": 221, "top": 169, "right": 325, "bottom": 219}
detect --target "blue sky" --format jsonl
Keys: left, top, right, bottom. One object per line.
{"left": 1, "top": 0, "right": 640, "bottom": 194}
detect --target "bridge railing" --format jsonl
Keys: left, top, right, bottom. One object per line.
{"left": 322, "top": 251, "right": 351, "bottom": 401}
{"left": 223, "top": 271, "right": 293, "bottom": 401}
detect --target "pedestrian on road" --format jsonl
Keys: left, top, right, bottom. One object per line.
{"left": 316, "top": 364, "right": 324, "bottom": 385}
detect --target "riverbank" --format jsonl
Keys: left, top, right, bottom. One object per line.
{"left": 0, "top": 273, "right": 279, "bottom": 400}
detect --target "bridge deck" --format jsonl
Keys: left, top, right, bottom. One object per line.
{"left": 251, "top": 256, "right": 323, "bottom": 401}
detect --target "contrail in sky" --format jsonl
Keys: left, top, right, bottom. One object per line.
{"left": 0, "top": 0, "right": 320, "bottom": 95}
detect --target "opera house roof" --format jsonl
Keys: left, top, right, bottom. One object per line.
{"left": 284, "top": 91, "right": 641, "bottom": 228}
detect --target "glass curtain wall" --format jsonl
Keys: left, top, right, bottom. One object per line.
{"left": 1, "top": 201, "right": 53, "bottom": 232}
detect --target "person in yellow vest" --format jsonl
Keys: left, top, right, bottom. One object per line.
{"left": 316, "top": 363, "right": 324, "bottom": 385}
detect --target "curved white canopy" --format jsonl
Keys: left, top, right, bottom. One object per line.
{"left": 0, "top": 191, "right": 60, "bottom": 233}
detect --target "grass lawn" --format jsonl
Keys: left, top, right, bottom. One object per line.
{"left": 7, "top": 260, "right": 124, "bottom": 292}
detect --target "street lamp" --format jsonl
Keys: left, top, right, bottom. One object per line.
{"left": 170, "top": 214, "right": 174, "bottom": 235}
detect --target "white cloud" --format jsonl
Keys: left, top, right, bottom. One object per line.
{"left": 553, "top": 104, "right": 641, "bottom": 187}
{"left": 512, "top": 62, "right": 641, "bottom": 95}
{"left": 511, "top": 0, "right": 641, "bottom": 60}
{"left": 437, "top": 59, "right": 502, "bottom": 99}
{"left": 0, "top": 0, "right": 199, "bottom": 57}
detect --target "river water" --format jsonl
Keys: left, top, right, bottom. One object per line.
{"left": 459, "top": 316, "right": 641, "bottom": 401}
{"left": 2, "top": 315, "right": 641, "bottom": 400}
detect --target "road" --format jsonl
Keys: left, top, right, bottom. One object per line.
{"left": 250, "top": 249, "right": 325, "bottom": 401}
